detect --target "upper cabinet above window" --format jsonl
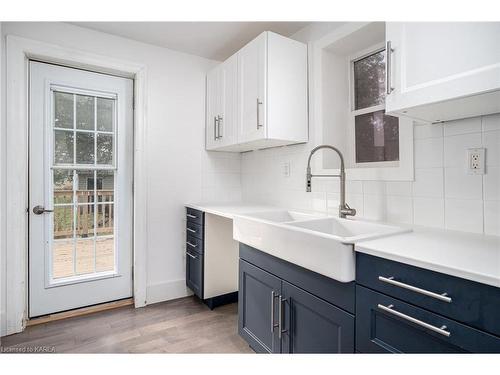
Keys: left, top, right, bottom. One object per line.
{"left": 385, "top": 22, "right": 500, "bottom": 123}
{"left": 206, "top": 32, "right": 308, "bottom": 152}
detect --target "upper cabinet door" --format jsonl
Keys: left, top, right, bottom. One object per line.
{"left": 238, "top": 32, "right": 267, "bottom": 143}
{"left": 206, "top": 66, "right": 220, "bottom": 150}
{"left": 386, "top": 22, "right": 500, "bottom": 123}
{"left": 217, "top": 54, "right": 238, "bottom": 147}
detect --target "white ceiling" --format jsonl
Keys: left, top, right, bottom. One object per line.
{"left": 71, "top": 22, "right": 311, "bottom": 61}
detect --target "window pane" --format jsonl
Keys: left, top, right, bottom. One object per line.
{"left": 354, "top": 50, "right": 386, "bottom": 110}
{"left": 54, "top": 130, "right": 74, "bottom": 164}
{"left": 53, "top": 169, "right": 74, "bottom": 204}
{"left": 76, "top": 132, "right": 95, "bottom": 164}
{"left": 53, "top": 206, "right": 73, "bottom": 240}
{"left": 54, "top": 92, "right": 74, "bottom": 129}
{"left": 96, "top": 134, "right": 113, "bottom": 165}
{"left": 76, "top": 204, "right": 95, "bottom": 238}
{"left": 355, "top": 110, "right": 399, "bottom": 163}
{"left": 97, "top": 170, "right": 114, "bottom": 202}
{"left": 53, "top": 240, "right": 74, "bottom": 279}
{"left": 76, "top": 239, "right": 95, "bottom": 275}
{"left": 76, "top": 170, "right": 95, "bottom": 203}
{"left": 97, "top": 98, "right": 114, "bottom": 132}
{"left": 96, "top": 237, "right": 114, "bottom": 272}
{"left": 97, "top": 203, "right": 114, "bottom": 236}
{"left": 76, "top": 95, "right": 95, "bottom": 130}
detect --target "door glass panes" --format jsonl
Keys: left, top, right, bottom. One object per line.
{"left": 51, "top": 89, "right": 116, "bottom": 279}
{"left": 355, "top": 110, "right": 399, "bottom": 163}
{"left": 54, "top": 92, "right": 74, "bottom": 129}
{"left": 97, "top": 97, "right": 114, "bottom": 131}
{"left": 76, "top": 132, "right": 95, "bottom": 164}
{"left": 97, "top": 134, "right": 113, "bottom": 164}
{"left": 54, "top": 130, "right": 74, "bottom": 164}
{"left": 76, "top": 95, "right": 95, "bottom": 130}
{"left": 353, "top": 50, "right": 386, "bottom": 110}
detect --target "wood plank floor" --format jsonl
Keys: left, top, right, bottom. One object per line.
{"left": 0, "top": 297, "right": 254, "bottom": 353}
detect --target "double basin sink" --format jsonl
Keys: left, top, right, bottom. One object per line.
{"left": 233, "top": 209, "right": 411, "bottom": 283}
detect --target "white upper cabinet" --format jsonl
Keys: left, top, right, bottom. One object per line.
{"left": 206, "top": 31, "right": 308, "bottom": 152}
{"left": 386, "top": 22, "right": 500, "bottom": 123}
{"left": 206, "top": 54, "right": 238, "bottom": 150}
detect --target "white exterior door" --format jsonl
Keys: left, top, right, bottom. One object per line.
{"left": 29, "top": 61, "right": 134, "bottom": 317}
{"left": 238, "top": 32, "right": 267, "bottom": 143}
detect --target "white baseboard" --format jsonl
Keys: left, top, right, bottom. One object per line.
{"left": 146, "top": 279, "right": 193, "bottom": 305}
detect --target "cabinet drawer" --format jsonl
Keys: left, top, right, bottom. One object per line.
{"left": 186, "top": 221, "right": 204, "bottom": 240}
{"left": 186, "top": 234, "right": 203, "bottom": 254}
{"left": 356, "top": 253, "right": 500, "bottom": 337}
{"left": 356, "top": 285, "right": 500, "bottom": 353}
{"left": 186, "top": 248, "right": 203, "bottom": 299}
{"left": 186, "top": 207, "right": 204, "bottom": 225}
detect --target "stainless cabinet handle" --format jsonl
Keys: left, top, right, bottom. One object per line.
{"left": 186, "top": 252, "right": 197, "bottom": 259}
{"left": 278, "top": 295, "right": 288, "bottom": 339}
{"left": 213, "top": 116, "right": 218, "bottom": 140}
{"left": 386, "top": 41, "right": 394, "bottom": 95}
{"left": 378, "top": 276, "right": 452, "bottom": 303}
{"left": 270, "top": 291, "right": 279, "bottom": 332}
{"left": 186, "top": 228, "right": 196, "bottom": 233}
{"left": 217, "top": 115, "right": 223, "bottom": 139}
{"left": 186, "top": 241, "right": 197, "bottom": 248}
{"left": 33, "top": 205, "right": 53, "bottom": 215}
{"left": 186, "top": 214, "right": 197, "bottom": 219}
{"left": 256, "top": 98, "right": 263, "bottom": 129}
{"left": 378, "top": 304, "right": 451, "bottom": 337}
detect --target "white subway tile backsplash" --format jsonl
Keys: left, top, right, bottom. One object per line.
{"left": 415, "top": 138, "right": 443, "bottom": 168}
{"left": 444, "top": 132, "right": 482, "bottom": 168}
{"left": 482, "top": 113, "right": 500, "bottom": 132}
{"left": 445, "top": 199, "right": 484, "bottom": 233}
{"left": 444, "top": 168, "right": 483, "bottom": 200}
{"left": 363, "top": 181, "right": 386, "bottom": 195}
{"left": 413, "top": 197, "right": 445, "bottom": 228}
{"left": 386, "top": 181, "right": 413, "bottom": 197}
{"left": 484, "top": 167, "right": 500, "bottom": 201}
{"left": 484, "top": 201, "right": 500, "bottom": 236}
{"left": 414, "top": 123, "right": 443, "bottom": 139}
{"left": 483, "top": 130, "right": 500, "bottom": 167}
{"left": 413, "top": 168, "right": 444, "bottom": 198}
{"left": 363, "top": 194, "right": 387, "bottom": 221}
{"left": 386, "top": 196, "right": 413, "bottom": 224}
{"left": 443, "top": 117, "right": 482, "bottom": 137}
{"left": 241, "top": 113, "right": 500, "bottom": 235}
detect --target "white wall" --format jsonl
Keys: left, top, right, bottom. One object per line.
{"left": 241, "top": 25, "right": 500, "bottom": 237}
{"left": 0, "top": 21, "right": 242, "bottom": 329}
{"left": 0, "top": 21, "right": 6, "bottom": 336}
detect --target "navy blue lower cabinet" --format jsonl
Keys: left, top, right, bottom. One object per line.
{"left": 238, "top": 244, "right": 355, "bottom": 353}
{"left": 281, "top": 281, "right": 354, "bottom": 353}
{"left": 356, "top": 285, "right": 500, "bottom": 353}
{"left": 238, "top": 260, "right": 281, "bottom": 353}
{"left": 186, "top": 248, "right": 203, "bottom": 299}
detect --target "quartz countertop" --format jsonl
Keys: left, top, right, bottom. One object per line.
{"left": 355, "top": 226, "right": 500, "bottom": 288}
{"left": 185, "top": 202, "right": 283, "bottom": 220}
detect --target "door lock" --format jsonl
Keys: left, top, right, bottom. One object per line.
{"left": 33, "top": 205, "right": 54, "bottom": 215}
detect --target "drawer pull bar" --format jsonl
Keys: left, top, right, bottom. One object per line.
{"left": 187, "top": 214, "right": 198, "bottom": 219}
{"left": 378, "top": 276, "right": 452, "bottom": 303}
{"left": 270, "top": 291, "right": 279, "bottom": 332}
{"left": 378, "top": 304, "right": 451, "bottom": 337}
{"left": 186, "top": 241, "right": 197, "bottom": 248}
{"left": 186, "top": 252, "right": 197, "bottom": 259}
{"left": 186, "top": 228, "right": 196, "bottom": 233}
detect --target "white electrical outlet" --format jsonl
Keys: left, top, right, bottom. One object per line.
{"left": 467, "top": 148, "right": 485, "bottom": 175}
{"left": 283, "top": 162, "right": 291, "bottom": 177}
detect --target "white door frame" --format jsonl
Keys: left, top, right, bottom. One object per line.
{"left": 5, "top": 35, "right": 149, "bottom": 335}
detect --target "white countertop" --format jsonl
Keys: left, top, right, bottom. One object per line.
{"left": 185, "top": 202, "right": 282, "bottom": 220}
{"left": 355, "top": 226, "right": 500, "bottom": 288}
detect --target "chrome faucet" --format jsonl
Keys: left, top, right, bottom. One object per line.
{"left": 306, "top": 144, "right": 356, "bottom": 219}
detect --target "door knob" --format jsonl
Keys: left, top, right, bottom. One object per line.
{"left": 33, "top": 205, "right": 54, "bottom": 215}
